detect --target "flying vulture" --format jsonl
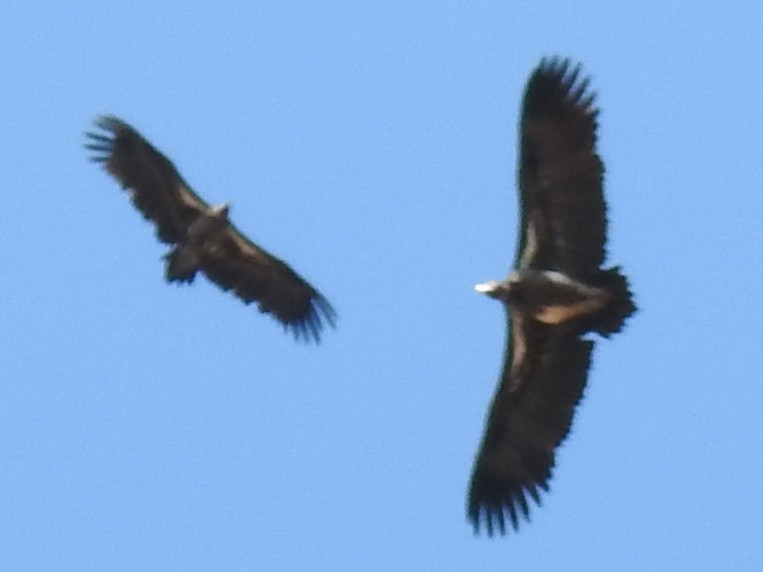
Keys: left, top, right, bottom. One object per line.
{"left": 468, "top": 58, "right": 636, "bottom": 535}
{"left": 85, "top": 116, "right": 336, "bottom": 342}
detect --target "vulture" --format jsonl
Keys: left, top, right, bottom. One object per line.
{"left": 85, "top": 116, "right": 336, "bottom": 343}
{"left": 468, "top": 58, "right": 636, "bottom": 535}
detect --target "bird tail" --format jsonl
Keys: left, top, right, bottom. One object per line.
{"left": 589, "top": 266, "right": 636, "bottom": 337}
{"left": 164, "top": 247, "right": 198, "bottom": 283}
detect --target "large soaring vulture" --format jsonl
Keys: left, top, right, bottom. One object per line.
{"left": 468, "top": 58, "right": 636, "bottom": 535}
{"left": 85, "top": 116, "right": 336, "bottom": 342}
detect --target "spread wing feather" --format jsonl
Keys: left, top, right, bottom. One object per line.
{"left": 85, "top": 115, "right": 209, "bottom": 244}
{"left": 468, "top": 315, "right": 593, "bottom": 535}
{"left": 517, "top": 58, "right": 606, "bottom": 279}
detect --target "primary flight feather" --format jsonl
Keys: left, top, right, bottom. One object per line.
{"left": 468, "top": 58, "right": 636, "bottom": 535}
{"left": 85, "top": 115, "right": 336, "bottom": 342}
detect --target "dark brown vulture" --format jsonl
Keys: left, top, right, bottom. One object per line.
{"left": 85, "top": 116, "right": 336, "bottom": 343}
{"left": 468, "top": 58, "right": 636, "bottom": 535}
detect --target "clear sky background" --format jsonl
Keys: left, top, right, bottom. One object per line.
{"left": 2, "top": 2, "right": 761, "bottom": 570}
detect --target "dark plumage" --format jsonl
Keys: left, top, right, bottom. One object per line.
{"left": 85, "top": 115, "right": 336, "bottom": 342}
{"left": 468, "top": 58, "right": 636, "bottom": 535}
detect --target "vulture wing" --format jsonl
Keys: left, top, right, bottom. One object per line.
{"left": 198, "top": 225, "right": 337, "bottom": 343}
{"left": 85, "top": 115, "right": 209, "bottom": 244}
{"left": 517, "top": 58, "right": 606, "bottom": 279}
{"left": 468, "top": 314, "right": 593, "bottom": 535}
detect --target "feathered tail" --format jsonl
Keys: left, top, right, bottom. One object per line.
{"left": 164, "top": 247, "right": 198, "bottom": 283}
{"left": 588, "top": 266, "right": 636, "bottom": 337}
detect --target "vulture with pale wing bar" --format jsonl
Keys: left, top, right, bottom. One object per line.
{"left": 85, "top": 116, "right": 336, "bottom": 343}
{"left": 468, "top": 58, "right": 636, "bottom": 535}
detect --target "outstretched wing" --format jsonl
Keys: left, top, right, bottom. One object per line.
{"left": 517, "top": 58, "right": 606, "bottom": 279}
{"left": 199, "top": 224, "right": 337, "bottom": 343}
{"left": 85, "top": 115, "right": 209, "bottom": 244}
{"left": 468, "top": 313, "right": 593, "bottom": 535}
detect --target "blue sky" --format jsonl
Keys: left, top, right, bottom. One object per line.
{"left": 2, "top": 2, "right": 762, "bottom": 570}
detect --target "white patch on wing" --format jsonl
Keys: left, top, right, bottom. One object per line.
{"left": 535, "top": 297, "right": 607, "bottom": 324}
{"left": 509, "top": 313, "right": 527, "bottom": 391}
{"left": 519, "top": 215, "right": 539, "bottom": 269}
{"left": 541, "top": 270, "right": 579, "bottom": 288}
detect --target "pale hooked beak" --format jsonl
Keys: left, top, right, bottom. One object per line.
{"left": 213, "top": 202, "right": 231, "bottom": 218}
{"left": 474, "top": 281, "right": 498, "bottom": 294}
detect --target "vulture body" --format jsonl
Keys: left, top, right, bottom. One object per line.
{"left": 468, "top": 58, "right": 636, "bottom": 535}
{"left": 85, "top": 116, "right": 335, "bottom": 343}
